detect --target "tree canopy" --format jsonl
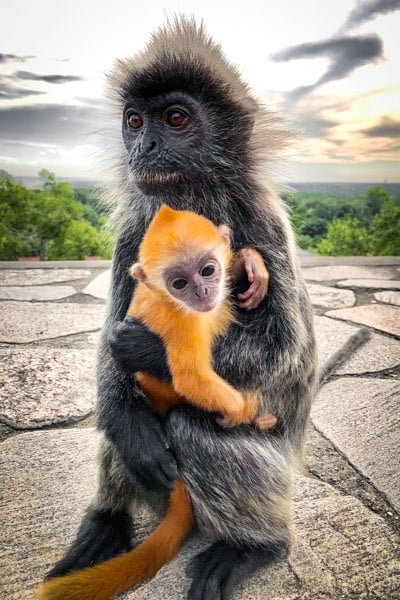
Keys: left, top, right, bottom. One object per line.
{"left": 0, "top": 170, "right": 112, "bottom": 260}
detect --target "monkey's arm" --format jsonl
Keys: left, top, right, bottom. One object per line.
{"left": 97, "top": 229, "right": 177, "bottom": 492}
{"left": 165, "top": 330, "right": 246, "bottom": 420}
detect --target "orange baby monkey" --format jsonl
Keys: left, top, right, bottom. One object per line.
{"left": 36, "top": 205, "right": 276, "bottom": 600}
{"left": 129, "top": 204, "right": 275, "bottom": 429}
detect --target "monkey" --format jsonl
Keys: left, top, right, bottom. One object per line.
{"left": 130, "top": 204, "right": 276, "bottom": 429}
{"left": 40, "top": 17, "right": 318, "bottom": 600}
{"left": 36, "top": 206, "right": 277, "bottom": 600}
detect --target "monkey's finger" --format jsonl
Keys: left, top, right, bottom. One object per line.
{"left": 237, "top": 281, "right": 258, "bottom": 300}
{"left": 216, "top": 416, "right": 235, "bottom": 428}
{"left": 244, "top": 259, "right": 255, "bottom": 283}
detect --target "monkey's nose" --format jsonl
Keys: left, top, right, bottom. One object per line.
{"left": 144, "top": 139, "right": 158, "bottom": 155}
{"left": 195, "top": 286, "right": 208, "bottom": 298}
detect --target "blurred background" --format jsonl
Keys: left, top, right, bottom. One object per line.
{"left": 1, "top": 0, "right": 399, "bottom": 260}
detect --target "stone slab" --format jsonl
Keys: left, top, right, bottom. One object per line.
{"left": 312, "top": 378, "right": 400, "bottom": 512}
{"left": 0, "top": 301, "right": 105, "bottom": 343}
{"left": 0, "top": 269, "right": 91, "bottom": 286}
{"left": 326, "top": 304, "right": 400, "bottom": 337}
{"left": 336, "top": 332, "right": 400, "bottom": 374}
{"left": 375, "top": 291, "right": 400, "bottom": 306}
{"left": 0, "top": 285, "right": 76, "bottom": 301}
{"left": 0, "top": 348, "right": 96, "bottom": 428}
{"left": 337, "top": 279, "right": 400, "bottom": 290}
{"left": 1, "top": 429, "right": 398, "bottom": 600}
{"left": 306, "top": 283, "right": 355, "bottom": 309}
{"left": 314, "top": 316, "right": 361, "bottom": 372}
{"left": 83, "top": 269, "right": 111, "bottom": 300}
{"left": 302, "top": 265, "right": 396, "bottom": 282}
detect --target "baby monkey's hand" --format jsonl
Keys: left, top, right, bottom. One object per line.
{"left": 231, "top": 248, "right": 269, "bottom": 310}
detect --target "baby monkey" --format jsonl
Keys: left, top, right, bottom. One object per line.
{"left": 128, "top": 204, "right": 277, "bottom": 430}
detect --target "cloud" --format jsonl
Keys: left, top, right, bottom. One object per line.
{"left": 16, "top": 70, "right": 83, "bottom": 84}
{"left": 0, "top": 103, "right": 106, "bottom": 146}
{"left": 273, "top": 34, "right": 383, "bottom": 101}
{"left": 0, "top": 52, "right": 34, "bottom": 64}
{"left": 340, "top": 0, "right": 400, "bottom": 33}
{"left": 0, "top": 84, "right": 43, "bottom": 99}
{"left": 362, "top": 116, "right": 400, "bottom": 137}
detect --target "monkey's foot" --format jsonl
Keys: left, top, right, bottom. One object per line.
{"left": 46, "top": 508, "right": 133, "bottom": 579}
{"left": 187, "top": 539, "right": 288, "bottom": 600}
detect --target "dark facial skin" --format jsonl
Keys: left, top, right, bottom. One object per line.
{"left": 122, "top": 92, "right": 207, "bottom": 194}
{"left": 163, "top": 254, "right": 223, "bottom": 313}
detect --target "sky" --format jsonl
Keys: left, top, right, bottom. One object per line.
{"left": 0, "top": 0, "right": 399, "bottom": 182}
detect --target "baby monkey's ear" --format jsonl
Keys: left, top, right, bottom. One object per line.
{"left": 218, "top": 224, "right": 231, "bottom": 243}
{"left": 130, "top": 263, "right": 147, "bottom": 282}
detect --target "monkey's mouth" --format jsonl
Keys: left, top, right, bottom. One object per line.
{"left": 134, "top": 170, "right": 181, "bottom": 191}
{"left": 194, "top": 297, "right": 218, "bottom": 313}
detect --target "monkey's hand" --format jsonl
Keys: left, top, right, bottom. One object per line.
{"left": 123, "top": 407, "right": 178, "bottom": 492}
{"left": 232, "top": 248, "right": 269, "bottom": 310}
{"left": 108, "top": 316, "right": 171, "bottom": 381}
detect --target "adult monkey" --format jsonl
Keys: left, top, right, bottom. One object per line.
{"left": 45, "top": 18, "right": 317, "bottom": 600}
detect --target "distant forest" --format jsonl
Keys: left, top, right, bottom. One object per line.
{"left": 1, "top": 170, "right": 399, "bottom": 259}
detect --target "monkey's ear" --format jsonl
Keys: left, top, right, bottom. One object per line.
{"left": 130, "top": 263, "right": 147, "bottom": 282}
{"left": 218, "top": 224, "right": 231, "bottom": 243}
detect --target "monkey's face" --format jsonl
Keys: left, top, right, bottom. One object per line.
{"left": 163, "top": 252, "right": 225, "bottom": 313}
{"left": 122, "top": 92, "right": 208, "bottom": 194}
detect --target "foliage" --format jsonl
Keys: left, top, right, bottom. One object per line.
{"left": 0, "top": 170, "right": 112, "bottom": 260}
{"left": 287, "top": 185, "right": 400, "bottom": 256}
{"left": 1, "top": 171, "right": 398, "bottom": 259}
{"left": 316, "top": 217, "right": 369, "bottom": 256}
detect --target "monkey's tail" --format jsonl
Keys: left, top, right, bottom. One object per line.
{"left": 36, "top": 479, "right": 193, "bottom": 600}
{"left": 319, "top": 327, "right": 370, "bottom": 386}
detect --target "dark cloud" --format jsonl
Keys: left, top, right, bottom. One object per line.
{"left": 0, "top": 80, "right": 44, "bottom": 99}
{"left": 0, "top": 52, "right": 34, "bottom": 64}
{"left": 362, "top": 116, "right": 400, "bottom": 138}
{"left": 340, "top": 0, "right": 400, "bottom": 32}
{"left": 273, "top": 34, "right": 383, "bottom": 101}
{"left": 16, "top": 70, "right": 83, "bottom": 84}
{"left": 0, "top": 103, "right": 106, "bottom": 146}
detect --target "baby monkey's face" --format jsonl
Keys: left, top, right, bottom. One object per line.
{"left": 164, "top": 252, "right": 224, "bottom": 313}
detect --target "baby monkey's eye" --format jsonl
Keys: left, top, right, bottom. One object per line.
{"left": 201, "top": 264, "right": 215, "bottom": 277}
{"left": 172, "top": 278, "right": 188, "bottom": 290}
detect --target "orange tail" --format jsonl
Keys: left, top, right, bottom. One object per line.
{"left": 36, "top": 479, "right": 193, "bottom": 600}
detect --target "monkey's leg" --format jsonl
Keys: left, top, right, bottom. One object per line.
{"left": 165, "top": 406, "right": 292, "bottom": 600}
{"left": 187, "top": 540, "right": 287, "bottom": 600}
{"left": 46, "top": 436, "right": 138, "bottom": 579}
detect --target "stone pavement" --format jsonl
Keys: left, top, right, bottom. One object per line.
{"left": 0, "top": 258, "right": 399, "bottom": 599}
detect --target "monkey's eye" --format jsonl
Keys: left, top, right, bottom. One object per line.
{"left": 172, "top": 278, "right": 188, "bottom": 290}
{"left": 165, "top": 110, "right": 188, "bottom": 128}
{"left": 201, "top": 264, "right": 215, "bottom": 277}
{"left": 127, "top": 113, "right": 143, "bottom": 129}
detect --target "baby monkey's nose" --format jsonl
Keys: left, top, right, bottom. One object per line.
{"left": 195, "top": 286, "right": 208, "bottom": 298}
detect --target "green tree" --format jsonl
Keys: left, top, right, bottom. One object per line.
{"left": 369, "top": 199, "right": 400, "bottom": 256}
{"left": 46, "top": 220, "right": 102, "bottom": 260}
{"left": 316, "top": 216, "right": 370, "bottom": 256}
{"left": 0, "top": 176, "right": 34, "bottom": 259}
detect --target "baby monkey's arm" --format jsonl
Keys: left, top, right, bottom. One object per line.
{"left": 230, "top": 248, "right": 269, "bottom": 310}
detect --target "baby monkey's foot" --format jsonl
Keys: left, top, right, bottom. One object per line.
{"left": 253, "top": 413, "right": 278, "bottom": 431}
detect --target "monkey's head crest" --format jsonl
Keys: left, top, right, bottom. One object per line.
{"left": 137, "top": 205, "right": 231, "bottom": 276}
